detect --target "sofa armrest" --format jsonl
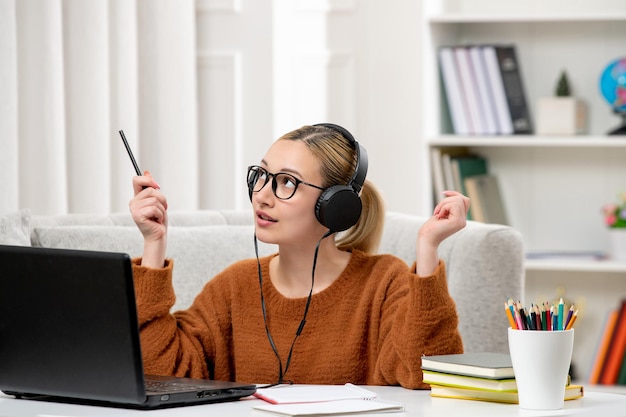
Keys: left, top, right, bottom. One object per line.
{"left": 381, "top": 212, "right": 524, "bottom": 353}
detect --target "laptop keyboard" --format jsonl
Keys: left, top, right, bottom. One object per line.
{"left": 145, "top": 379, "right": 210, "bottom": 393}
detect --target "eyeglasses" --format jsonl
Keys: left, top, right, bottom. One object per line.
{"left": 247, "top": 165, "right": 324, "bottom": 200}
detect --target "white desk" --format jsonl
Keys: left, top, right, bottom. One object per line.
{"left": 0, "top": 386, "right": 624, "bottom": 417}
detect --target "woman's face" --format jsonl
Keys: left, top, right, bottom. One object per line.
{"left": 251, "top": 139, "right": 328, "bottom": 247}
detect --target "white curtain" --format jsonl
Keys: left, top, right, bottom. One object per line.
{"left": 0, "top": 0, "right": 199, "bottom": 215}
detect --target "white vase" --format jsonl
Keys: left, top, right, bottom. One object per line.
{"left": 609, "top": 229, "right": 626, "bottom": 261}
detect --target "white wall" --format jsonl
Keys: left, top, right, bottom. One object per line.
{"left": 2, "top": 0, "right": 424, "bottom": 216}
{"left": 199, "top": 0, "right": 425, "bottom": 215}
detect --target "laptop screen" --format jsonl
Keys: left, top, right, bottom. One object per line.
{"left": 0, "top": 245, "right": 149, "bottom": 404}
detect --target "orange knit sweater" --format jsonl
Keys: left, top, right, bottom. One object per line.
{"left": 132, "top": 250, "right": 463, "bottom": 389}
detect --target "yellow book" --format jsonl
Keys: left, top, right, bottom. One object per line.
{"left": 422, "top": 370, "right": 517, "bottom": 391}
{"left": 429, "top": 384, "right": 584, "bottom": 404}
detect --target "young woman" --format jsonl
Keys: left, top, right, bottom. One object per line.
{"left": 129, "top": 124, "right": 469, "bottom": 389}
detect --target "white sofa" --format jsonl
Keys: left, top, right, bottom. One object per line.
{"left": 1, "top": 209, "right": 524, "bottom": 354}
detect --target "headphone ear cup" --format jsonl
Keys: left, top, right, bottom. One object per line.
{"left": 315, "top": 185, "right": 362, "bottom": 232}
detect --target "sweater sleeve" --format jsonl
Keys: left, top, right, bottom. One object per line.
{"left": 131, "top": 258, "right": 212, "bottom": 379}
{"left": 375, "top": 260, "right": 464, "bottom": 389}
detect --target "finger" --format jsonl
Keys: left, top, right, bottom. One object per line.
{"left": 131, "top": 193, "right": 168, "bottom": 217}
{"left": 129, "top": 193, "right": 169, "bottom": 225}
{"left": 434, "top": 198, "right": 466, "bottom": 221}
{"left": 132, "top": 172, "right": 161, "bottom": 195}
{"left": 436, "top": 191, "right": 470, "bottom": 216}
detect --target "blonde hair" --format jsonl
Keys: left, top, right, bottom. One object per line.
{"left": 278, "top": 125, "right": 385, "bottom": 253}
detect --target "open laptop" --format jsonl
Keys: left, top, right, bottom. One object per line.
{"left": 0, "top": 244, "right": 256, "bottom": 409}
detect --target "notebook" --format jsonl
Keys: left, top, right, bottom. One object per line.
{"left": 0, "top": 244, "right": 256, "bottom": 409}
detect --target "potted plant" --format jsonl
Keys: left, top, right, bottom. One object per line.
{"left": 536, "top": 70, "right": 587, "bottom": 135}
{"left": 602, "top": 192, "right": 626, "bottom": 261}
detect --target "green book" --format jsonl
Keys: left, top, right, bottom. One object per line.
{"left": 450, "top": 155, "right": 488, "bottom": 220}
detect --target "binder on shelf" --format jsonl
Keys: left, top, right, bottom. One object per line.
{"left": 482, "top": 45, "right": 532, "bottom": 134}
{"left": 439, "top": 47, "right": 470, "bottom": 135}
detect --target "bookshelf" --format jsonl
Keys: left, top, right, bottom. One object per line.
{"left": 420, "top": 1, "right": 626, "bottom": 385}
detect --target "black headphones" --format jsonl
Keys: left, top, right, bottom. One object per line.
{"left": 312, "top": 123, "right": 368, "bottom": 232}
{"left": 248, "top": 123, "right": 368, "bottom": 232}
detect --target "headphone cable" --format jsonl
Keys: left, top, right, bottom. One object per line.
{"left": 254, "top": 229, "right": 333, "bottom": 387}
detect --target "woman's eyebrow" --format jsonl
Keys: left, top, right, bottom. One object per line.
{"left": 259, "top": 159, "right": 304, "bottom": 178}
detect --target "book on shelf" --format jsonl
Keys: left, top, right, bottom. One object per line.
{"left": 422, "top": 370, "right": 517, "bottom": 391}
{"left": 429, "top": 383, "right": 584, "bottom": 404}
{"left": 439, "top": 46, "right": 470, "bottom": 135}
{"left": 439, "top": 44, "right": 531, "bottom": 135}
{"left": 454, "top": 47, "right": 484, "bottom": 134}
{"left": 464, "top": 174, "right": 509, "bottom": 225}
{"left": 430, "top": 147, "right": 446, "bottom": 203}
{"left": 449, "top": 154, "right": 487, "bottom": 197}
{"left": 430, "top": 147, "right": 469, "bottom": 204}
{"left": 481, "top": 45, "right": 513, "bottom": 135}
{"left": 421, "top": 352, "right": 515, "bottom": 379}
{"left": 484, "top": 45, "right": 532, "bottom": 134}
{"left": 468, "top": 46, "right": 498, "bottom": 135}
{"left": 588, "top": 309, "right": 619, "bottom": 384}
{"left": 441, "top": 147, "right": 470, "bottom": 192}
{"left": 599, "top": 299, "right": 626, "bottom": 385}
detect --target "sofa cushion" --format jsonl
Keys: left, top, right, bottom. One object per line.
{"left": 0, "top": 210, "right": 31, "bottom": 246}
{"left": 31, "top": 225, "right": 276, "bottom": 310}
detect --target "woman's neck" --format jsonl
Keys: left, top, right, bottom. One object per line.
{"left": 270, "top": 238, "right": 351, "bottom": 299}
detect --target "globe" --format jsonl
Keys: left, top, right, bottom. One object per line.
{"left": 599, "top": 57, "right": 626, "bottom": 134}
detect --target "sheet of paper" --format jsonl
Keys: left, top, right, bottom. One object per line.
{"left": 253, "top": 398, "right": 405, "bottom": 416}
{"left": 254, "top": 383, "right": 378, "bottom": 404}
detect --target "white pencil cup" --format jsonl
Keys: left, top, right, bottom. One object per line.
{"left": 508, "top": 328, "right": 574, "bottom": 410}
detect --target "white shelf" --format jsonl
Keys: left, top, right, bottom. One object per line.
{"left": 525, "top": 259, "right": 626, "bottom": 273}
{"left": 421, "top": 0, "right": 626, "bottom": 382}
{"left": 427, "top": 14, "right": 626, "bottom": 24}
{"left": 427, "top": 136, "right": 626, "bottom": 148}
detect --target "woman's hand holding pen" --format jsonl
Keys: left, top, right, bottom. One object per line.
{"left": 129, "top": 171, "right": 169, "bottom": 268}
{"left": 415, "top": 191, "right": 470, "bottom": 276}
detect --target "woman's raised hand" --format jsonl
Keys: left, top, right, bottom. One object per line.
{"left": 129, "top": 171, "right": 168, "bottom": 268}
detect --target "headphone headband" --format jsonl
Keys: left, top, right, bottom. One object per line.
{"left": 312, "top": 123, "right": 368, "bottom": 194}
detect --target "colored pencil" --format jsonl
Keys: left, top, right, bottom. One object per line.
{"left": 505, "top": 301, "right": 517, "bottom": 329}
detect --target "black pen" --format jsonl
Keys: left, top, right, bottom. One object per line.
{"left": 119, "top": 130, "right": 142, "bottom": 176}
{"left": 119, "top": 129, "right": 149, "bottom": 190}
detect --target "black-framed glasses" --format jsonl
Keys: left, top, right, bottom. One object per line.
{"left": 247, "top": 165, "right": 324, "bottom": 200}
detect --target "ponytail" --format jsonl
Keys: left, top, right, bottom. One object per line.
{"left": 336, "top": 180, "right": 384, "bottom": 253}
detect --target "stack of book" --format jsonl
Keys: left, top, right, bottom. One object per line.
{"left": 421, "top": 352, "right": 584, "bottom": 404}
{"left": 588, "top": 299, "right": 626, "bottom": 385}
{"left": 439, "top": 44, "right": 532, "bottom": 135}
